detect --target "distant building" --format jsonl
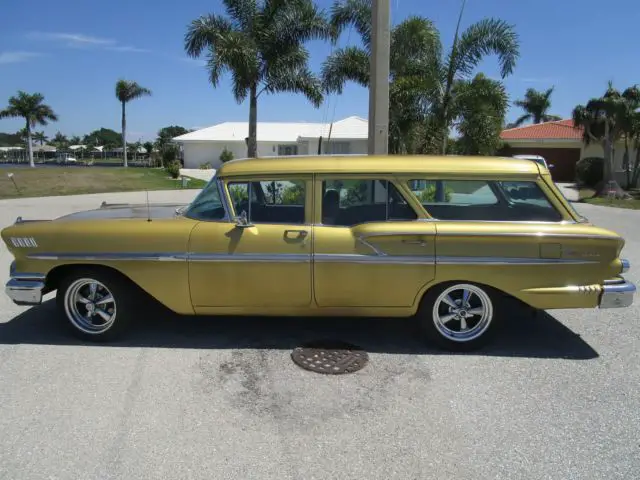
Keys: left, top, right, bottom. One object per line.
{"left": 173, "top": 116, "right": 368, "bottom": 169}
{"left": 500, "top": 119, "right": 635, "bottom": 183}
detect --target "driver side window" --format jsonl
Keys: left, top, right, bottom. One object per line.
{"left": 227, "top": 179, "right": 306, "bottom": 225}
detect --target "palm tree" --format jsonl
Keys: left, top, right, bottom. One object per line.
{"left": 184, "top": 0, "right": 331, "bottom": 158}
{"left": 572, "top": 82, "right": 638, "bottom": 197}
{"left": 322, "top": 0, "right": 519, "bottom": 154}
{"left": 455, "top": 73, "right": 509, "bottom": 155}
{"left": 0, "top": 91, "right": 58, "bottom": 167}
{"left": 52, "top": 131, "right": 69, "bottom": 150}
{"left": 512, "top": 87, "right": 562, "bottom": 126}
{"left": 115, "top": 79, "right": 151, "bottom": 167}
{"left": 33, "top": 131, "right": 48, "bottom": 145}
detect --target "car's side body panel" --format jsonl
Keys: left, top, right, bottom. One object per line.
{"left": 4, "top": 217, "right": 198, "bottom": 314}
{"left": 432, "top": 221, "right": 624, "bottom": 309}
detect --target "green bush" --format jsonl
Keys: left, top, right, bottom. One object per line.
{"left": 199, "top": 162, "right": 212, "bottom": 170}
{"left": 220, "top": 148, "right": 234, "bottom": 163}
{"left": 576, "top": 157, "right": 604, "bottom": 188}
{"left": 165, "top": 160, "right": 181, "bottom": 179}
{"left": 162, "top": 146, "right": 177, "bottom": 167}
{"left": 416, "top": 183, "right": 453, "bottom": 202}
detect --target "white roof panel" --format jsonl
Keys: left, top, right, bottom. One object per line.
{"left": 173, "top": 116, "right": 368, "bottom": 143}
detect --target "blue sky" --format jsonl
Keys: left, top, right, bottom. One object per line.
{"left": 1, "top": 0, "right": 639, "bottom": 141}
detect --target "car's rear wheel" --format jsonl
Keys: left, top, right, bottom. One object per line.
{"left": 56, "top": 269, "right": 135, "bottom": 342}
{"left": 418, "top": 282, "right": 500, "bottom": 351}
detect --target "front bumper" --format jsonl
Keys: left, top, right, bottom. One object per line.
{"left": 5, "top": 262, "right": 46, "bottom": 306}
{"left": 599, "top": 277, "right": 636, "bottom": 309}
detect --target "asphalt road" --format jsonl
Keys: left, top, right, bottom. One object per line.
{"left": 0, "top": 191, "right": 638, "bottom": 480}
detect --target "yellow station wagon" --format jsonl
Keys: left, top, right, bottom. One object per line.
{"left": 2, "top": 155, "right": 636, "bottom": 351}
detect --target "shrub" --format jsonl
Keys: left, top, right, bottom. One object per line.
{"left": 220, "top": 148, "right": 234, "bottom": 163}
{"left": 165, "top": 160, "right": 181, "bottom": 179}
{"left": 575, "top": 157, "right": 604, "bottom": 188}
{"left": 162, "top": 146, "right": 177, "bottom": 167}
{"left": 199, "top": 162, "right": 212, "bottom": 170}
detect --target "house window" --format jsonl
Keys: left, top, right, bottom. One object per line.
{"left": 277, "top": 144, "right": 298, "bottom": 156}
{"left": 324, "top": 141, "right": 351, "bottom": 155}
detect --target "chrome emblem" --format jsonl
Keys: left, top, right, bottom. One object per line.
{"left": 10, "top": 237, "right": 38, "bottom": 248}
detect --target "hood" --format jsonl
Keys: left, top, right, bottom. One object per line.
{"left": 55, "top": 202, "right": 188, "bottom": 221}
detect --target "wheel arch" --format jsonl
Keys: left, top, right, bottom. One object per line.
{"left": 413, "top": 278, "right": 527, "bottom": 314}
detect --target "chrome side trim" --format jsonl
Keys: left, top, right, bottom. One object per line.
{"left": 26, "top": 251, "right": 601, "bottom": 266}
{"left": 621, "top": 258, "right": 630, "bottom": 273}
{"left": 436, "top": 256, "right": 599, "bottom": 265}
{"left": 356, "top": 236, "right": 387, "bottom": 256}
{"left": 599, "top": 277, "right": 636, "bottom": 309}
{"left": 189, "top": 253, "right": 309, "bottom": 263}
{"left": 435, "top": 232, "right": 621, "bottom": 241}
{"left": 314, "top": 254, "right": 433, "bottom": 264}
{"left": 27, "top": 252, "right": 188, "bottom": 262}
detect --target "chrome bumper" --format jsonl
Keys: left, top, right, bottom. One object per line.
{"left": 5, "top": 263, "right": 46, "bottom": 306}
{"left": 599, "top": 277, "right": 636, "bottom": 309}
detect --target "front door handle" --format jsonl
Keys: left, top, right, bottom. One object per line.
{"left": 284, "top": 229, "right": 308, "bottom": 238}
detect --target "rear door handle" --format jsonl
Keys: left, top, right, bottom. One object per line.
{"left": 402, "top": 239, "right": 426, "bottom": 246}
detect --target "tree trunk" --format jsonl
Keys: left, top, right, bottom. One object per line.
{"left": 598, "top": 135, "right": 628, "bottom": 198}
{"left": 26, "top": 122, "right": 34, "bottom": 168}
{"left": 247, "top": 85, "right": 258, "bottom": 158}
{"left": 631, "top": 146, "right": 640, "bottom": 188}
{"left": 121, "top": 101, "right": 128, "bottom": 167}
{"left": 624, "top": 137, "right": 630, "bottom": 189}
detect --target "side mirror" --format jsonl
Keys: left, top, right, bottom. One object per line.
{"left": 548, "top": 163, "right": 555, "bottom": 169}
{"left": 235, "top": 210, "right": 253, "bottom": 228}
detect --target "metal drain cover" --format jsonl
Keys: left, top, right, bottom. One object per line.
{"left": 291, "top": 340, "right": 369, "bottom": 374}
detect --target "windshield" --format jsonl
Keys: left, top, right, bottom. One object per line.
{"left": 183, "top": 175, "right": 227, "bottom": 221}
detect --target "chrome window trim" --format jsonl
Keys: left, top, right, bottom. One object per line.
{"left": 404, "top": 178, "right": 570, "bottom": 223}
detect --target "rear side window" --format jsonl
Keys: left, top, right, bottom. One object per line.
{"left": 407, "top": 179, "right": 563, "bottom": 222}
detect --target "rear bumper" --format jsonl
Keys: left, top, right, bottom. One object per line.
{"left": 5, "top": 262, "right": 46, "bottom": 306}
{"left": 599, "top": 277, "right": 636, "bottom": 309}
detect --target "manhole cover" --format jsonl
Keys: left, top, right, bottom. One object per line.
{"left": 291, "top": 340, "right": 369, "bottom": 374}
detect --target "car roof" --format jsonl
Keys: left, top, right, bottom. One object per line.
{"left": 217, "top": 154, "right": 541, "bottom": 177}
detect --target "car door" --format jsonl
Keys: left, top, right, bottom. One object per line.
{"left": 313, "top": 176, "right": 436, "bottom": 308}
{"left": 188, "top": 175, "right": 313, "bottom": 310}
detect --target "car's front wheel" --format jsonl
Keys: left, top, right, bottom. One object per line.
{"left": 418, "top": 282, "right": 500, "bottom": 351}
{"left": 56, "top": 269, "right": 135, "bottom": 341}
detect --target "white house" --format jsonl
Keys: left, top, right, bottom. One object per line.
{"left": 173, "top": 116, "right": 369, "bottom": 169}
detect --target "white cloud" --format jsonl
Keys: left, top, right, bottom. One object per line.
{"left": 179, "top": 57, "right": 207, "bottom": 67}
{"left": 27, "top": 31, "right": 116, "bottom": 46}
{"left": 107, "top": 46, "right": 149, "bottom": 53}
{"left": 26, "top": 32, "right": 148, "bottom": 54}
{"left": 0, "top": 51, "right": 41, "bottom": 64}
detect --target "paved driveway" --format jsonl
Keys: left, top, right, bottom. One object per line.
{"left": 0, "top": 192, "right": 638, "bottom": 480}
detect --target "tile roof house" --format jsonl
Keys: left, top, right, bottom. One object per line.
{"left": 499, "top": 119, "right": 632, "bottom": 183}
{"left": 173, "top": 116, "right": 368, "bottom": 169}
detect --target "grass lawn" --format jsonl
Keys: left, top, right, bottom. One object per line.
{"left": 0, "top": 167, "right": 207, "bottom": 200}
{"left": 578, "top": 187, "right": 640, "bottom": 209}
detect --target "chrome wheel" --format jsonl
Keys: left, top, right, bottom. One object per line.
{"left": 432, "top": 284, "right": 493, "bottom": 343}
{"left": 63, "top": 278, "right": 117, "bottom": 334}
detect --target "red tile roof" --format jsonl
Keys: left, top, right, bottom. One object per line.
{"left": 500, "top": 119, "right": 584, "bottom": 140}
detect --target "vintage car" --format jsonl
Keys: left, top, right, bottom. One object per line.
{"left": 2, "top": 155, "right": 636, "bottom": 351}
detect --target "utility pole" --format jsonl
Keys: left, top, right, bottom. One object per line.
{"left": 367, "top": 0, "right": 391, "bottom": 155}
